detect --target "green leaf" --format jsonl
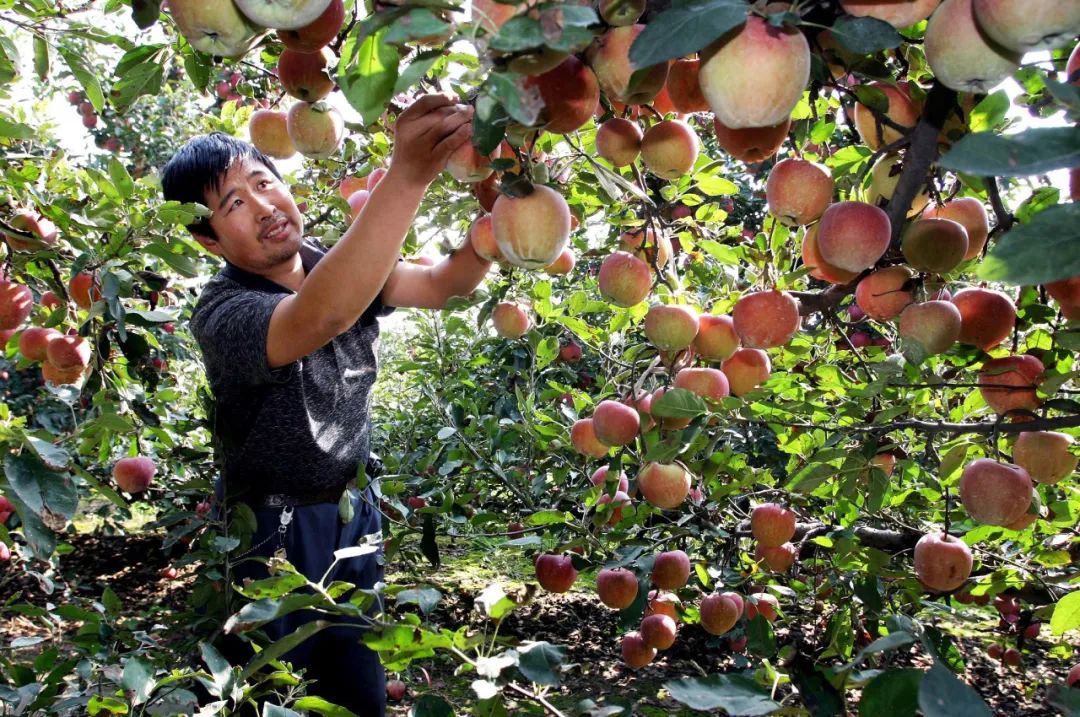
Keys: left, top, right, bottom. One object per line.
{"left": 1045, "top": 78, "right": 1080, "bottom": 115}
{"left": 977, "top": 204, "right": 1080, "bottom": 285}
{"left": 382, "top": 9, "right": 451, "bottom": 45}
{"left": 109, "top": 158, "right": 135, "bottom": 199}
{"left": 482, "top": 71, "right": 542, "bottom": 127}
{"left": 629, "top": 0, "right": 748, "bottom": 69}
{"left": 4, "top": 453, "right": 78, "bottom": 522}
{"left": 131, "top": 0, "right": 163, "bottom": 29}
{"left": 535, "top": 336, "right": 559, "bottom": 369}
{"left": 59, "top": 47, "right": 105, "bottom": 111}
{"left": 0, "top": 117, "right": 33, "bottom": 139}
{"left": 525, "top": 509, "right": 573, "bottom": 526}
{"left": 121, "top": 657, "right": 155, "bottom": 705}
{"left": 32, "top": 35, "right": 49, "bottom": 82}
{"left": 852, "top": 631, "right": 914, "bottom": 667}
{"left": 111, "top": 56, "right": 165, "bottom": 114}
{"left": 25, "top": 435, "right": 70, "bottom": 470}
{"left": 859, "top": 669, "right": 921, "bottom": 717}
{"left": 338, "top": 28, "right": 400, "bottom": 125}
{"left": 665, "top": 674, "right": 780, "bottom": 715}
{"left": 649, "top": 387, "right": 707, "bottom": 418}
{"left": 410, "top": 694, "right": 455, "bottom": 717}
{"left": 746, "top": 614, "right": 776, "bottom": 656}
{"left": 830, "top": 15, "right": 902, "bottom": 54}
{"left": 917, "top": 662, "right": 992, "bottom": 717}
{"left": 240, "top": 620, "right": 329, "bottom": 681}
{"left": 939, "top": 128, "right": 1080, "bottom": 177}
{"left": 235, "top": 573, "right": 307, "bottom": 600}
{"left": 292, "top": 696, "right": 359, "bottom": 716}
{"left": 396, "top": 587, "right": 442, "bottom": 614}
{"left": 0, "top": 35, "right": 20, "bottom": 85}
{"left": 1050, "top": 590, "right": 1080, "bottom": 636}
{"left": 516, "top": 641, "right": 565, "bottom": 686}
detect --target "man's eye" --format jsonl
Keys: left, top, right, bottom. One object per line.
{"left": 232, "top": 198, "right": 243, "bottom": 209}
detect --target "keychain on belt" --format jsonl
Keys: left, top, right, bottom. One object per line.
{"left": 273, "top": 505, "right": 294, "bottom": 560}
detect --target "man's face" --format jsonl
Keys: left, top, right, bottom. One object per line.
{"left": 195, "top": 157, "right": 305, "bottom": 274}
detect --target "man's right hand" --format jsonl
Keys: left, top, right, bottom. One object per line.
{"left": 389, "top": 93, "right": 475, "bottom": 188}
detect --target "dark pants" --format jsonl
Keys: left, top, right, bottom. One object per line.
{"left": 229, "top": 487, "right": 387, "bottom": 716}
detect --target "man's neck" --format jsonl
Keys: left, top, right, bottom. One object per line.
{"left": 260, "top": 252, "right": 305, "bottom": 292}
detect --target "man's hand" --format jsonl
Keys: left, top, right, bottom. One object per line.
{"left": 389, "top": 93, "right": 474, "bottom": 187}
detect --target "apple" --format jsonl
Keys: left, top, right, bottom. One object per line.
{"left": 168, "top": 0, "right": 264, "bottom": 58}
{"left": 802, "top": 224, "right": 858, "bottom": 284}
{"left": 46, "top": 335, "right": 91, "bottom": 370}
{"left": 386, "top": 679, "right": 407, "bottom": 702}
{"left": 839, "top": 0, "right": 941, "bottom": 27}
{"left": 722, "top": 348, "right": 771, "bottom": 397}
{"left": 445, "top": 139, "right": 497, "bottom": 183}
{"left": 19, "top": 327, "right": 62, "bottom": 362}
{"left": 713, "top": 117, "right": 791, "bottom": 163}
{"left": 898, "top": 300, "right": 962, "bottom": 357}
{"left": 924, "top": 0, "right": 1022, "bottom": 93}
{"left": 637, "top": 462, "right": 691, "bottom": 509}
{"left": 472, "top": 174, "right": 499, "bottom": 213}
{"left": 665, "top": 59, "right": 709, "bottom": 113}
{"left": 278, "top": 0, "right": 344, "bottom": 52}
{"left": 866, "top": 154, "right": 930, "bottom": 217}
{"left": 469, "top": 214, "right": 502, "bottom": 263}
{"left": 492, "top": 185, "right": 571, "bottom": 270}
{"left": 816, "top": 201, "right": 891, "bottom": 273}
{"left": 644, "top": 304, "right": 699, "bottom": 352}
{"left": 0, "top": 282, "right": 34, "bottom": 330}
{"left": 535, "top": 553, "right": 577, "bottom": 593}
{"left": 287, "top": 101, "right": 344, "bottom": 159}
{"left": 901, "top": 218, "right": 969, "bottom": 273}
{"left": 853, "top": 82, "right": 919, "bottom": 151}
{"left": 855, "top": 266, "right": 914, "bottom": 321}
{"left": 978, "top": 355, "right": 1043, "bottom": 415}
{"left": 640, "top": 613, "right": 677, "bottom": 650}
{"left": 951, "top": 287, "right": 1016, "bottom": 350}
{"left": 673, "top": 367, "right": 730, "bottom": 403}
{"left": 1013, "top": 431, "right": 1077, "bottom": 485}
{"left": 599, "top": 0, "right": 646, "bottom": 26}
{"left": 744, "top": 592, "right": 779, "bottom": 622}
{"left": 621, "top": 631, "right": 657, "bottom": 668}
{"left": 732, "top": 290, "right": 800, "bottom": 349}
{"left": 596, "top": 490, "right": 631, "bottom": 526}
{"left": 692, "top": 314, "right": 739, "bottom": 362}
{"left": 1045, "top": 276, "right": 1080, "bottom": 320}
{"left": 571, "top": 418, "right": 610, "bottom": 458}
{"left": 700, "top": 592, "right": 742, "bottom": 635}
{"left": 644, "top": 590, "right": 680, "bottom": 620}
{"left": 346, "top": 189, "right": 370, "bottom": 220}
{"left": 1002, "top": 648, "right": 1022, "bottom": 667}
{"left": 924, "top": 197, "right": 990, "bottom": 261}
{"left": 592, "top": 399, "right": 640, "bottom": 446}
{"left": 640, "top": 120, "right": 699, "bottom": 180}
{"left": 751, "top": 503, "right": 797, "bottom": 547}
{"left": 595, "top": 118, "right": 643, "bottom": 167}
{"left": 1024, "top": 622, "right": 1041, "bottom": 641}
{"left": 1066, "top": 664, "right": 1080, "bottom": 688}
{"left": 470, "top": 0, "right": 519, "bottom": 33}
{"left": 597, "top": 567, "right": 639, "bottom": 609}
{"left": 972, "top": 0, "right": 1080, "bottom": 52}
{"left": 82, "top": 114, "right": 97, "bottom": 128}
{"left": 586, "top": 25, "right": 670, "bottom": 105}
{"left": 728, "top": 636, "right": 748, "bottom": 652}
{"left": 651, "top": 549, "right": 691, "bottom": 590}
{"left": 42, "top": 361, "right": 85, "bottom": 386}
{"left": 113, "top": 456, "right": 156, "bottom": 493}
{"left": 544, "top": 247, "right": 576, "bottom": 275}
{"left": 754, "top": 542, "right": 797, "bottom": 572}
{"left": 524, "top": 56, "right": 600, "bottom": 134}
{"left": 491, "top": 301, "right": 532, "bottom": 338}
{"left": 41, "top": 292, "right": 62, "bottom": 310}
{"left": 234, "top": 0, "right": 334, "bottom": 30}
{"left": 959, "top": 458, "right": 1034, "bottom": 526}
{"left": 618, "top": 228, "right": 672, "bottom": 271}
{"left": 766, "top": 158, "right": 833, "bottom": 226}
{"left": 914, "top": 532, "right": 973, "bottom": 592}
{"left": 278, "top": 47, "right": 335, "bottom": 102}
{"left": 559, "top": 341, "right": 583, "bottom": 363}
{"left": 5, "top": 210, "right": 58, "bottom": 250}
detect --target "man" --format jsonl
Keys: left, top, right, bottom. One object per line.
{"left": 161, "top": 94, "right": 491, "bottom": 714}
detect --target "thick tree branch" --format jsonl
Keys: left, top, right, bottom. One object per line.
{"left": 984, "top": 175, "right": 1015, "bottom": 236}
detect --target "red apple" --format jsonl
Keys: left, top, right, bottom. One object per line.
{"left": 914, "top": 532, "right": 972, "bottom": 592}
{"left": 978, "top": 354, "right": 1043, "bottom": 415}
{"left": 754, "top": 541, "right": 797, "bottom": 572}
{"left": 952, "top": 288, "right": 1016, "bottom": 351}
{"left": 959, "top": 458, "right": 1034, "bottom": 527}
{"left": 751, "top": 503, "right": 797, "bottom": 547}
{"left": 596, "top": 118, "right": 643, "bottom": 168}
{"left": 637, "top": 462, "right": 691, "bottom": 509}
{"left": 651, "top": 549, "right": 691, "bottom": 590}
{"left": 621, "top": 630, "right": 657, "bottom": 668}
{"left": 113, "top": 456, "right": 156, "bottom": 494}
{"left": 644, "top": 304, "right": 699, "bottom": 352}
{"left": 571, "top": 418, "right": 610, "bottom": 458}
{"left": 640, "top": 613, "right": 677, "bottom": 650}
{"left": 816, "top": 201, "right": 891, "bottom": 273}
{"left": 597, "top": 567, "right": 639, "bottom": 609}
{"left": 732, "top": 290, "right": 800, "bottom": 348}
{"left": 722, "top": 348, "right": 771, "bottom": 397}
{"left": 700, "top": 592, "right": 742, "bottom": 635}
{"left": 1013, "top": 431, "right": 1077, "bottom": 485}
{"left": 692, "top": 314, "right": 739, "bottom": 362}
{"left": 535, "top": 553, "right": 577, "bottom": 593}
{"left": 592, "top": 399, "right": 640, "bottom": 447}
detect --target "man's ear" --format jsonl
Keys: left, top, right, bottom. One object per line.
{"left": 192, "top": 232, "right": 225, "bottom": 257}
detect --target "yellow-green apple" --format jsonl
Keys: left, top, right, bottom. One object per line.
{"left": 732, "top": 290, "right": 801, "bottom": 348}
{"left": 713, "top": 117, "right": 791, "bottom": 162}
{"left": 470, "top": 0, "right": 519, "bottom": 33}
{"left": 853, "top": 82, "right": 919, "bottom": 151}
{"left": 914, "top": 532, "right": 972, "bottom": 592}
{"left": 951, "top": 287, "right": 1016, "bottom": 350}
{"left": 644, "top": 304, "right": 700, "bottom": 351}
{"left": 596, "top": 118, "right": 643, "bottom": 167}
{"left": 592, "top": 465, "right": 630, "bottom": 492}
{"left": 637, "top": 461, "right": 691, "bottom": 509}
{"left": 45, "top": 335, "right": 90, "bottom": 370}
{"left": 0, "top": 282, "right": 33, "bottom": 330}
{"left": 959, "top": 458, "right": 1033, "bottom": 526}
{"left": 645, "top": 589, "right": 680, "bottom": 619}
{"left": 802, "top": 224, "right": 858, "bottom": 284}
{"left": 599, "top": 0, "right": 646, "bottom": 26}
{"left": 855, "top": 266, "right": 915, "bottom": 320}
{"left": 866, "top": 154, "right": 930, "bottom": 217}
{"left": 278, "top": 0, "right": 344, "bottom": 52}
{"left": 249, "top": 109, "right": 297, "bottom": 159}
{"left": 751, "top": 503, "right": 796, "bottom": 547}
{"left": 1045, "top": 276, "right": 1080, "bottom": 321}
{"left": 722, "top": 348, "right": 771, "bottom": 396}
{"left": 619, "top": 228, "right": 672, "bottom": 271}
{"left": 346, "top": 189, "right": 370, "bottom": 221}
{"left": 621, "top": 631, "right": 657, "bottom": 668}
{"left": 640, "top": 120, "right": 699, "bottom": 179}
{"left": 491, "top": 301, "right": 532, "bottom": 338}
{"left": 534, "top": 553, "right": 577, "bottom": 592}
{"left": 972, "top": 0, "right": 1080, "bottom": 52}
{"left": 287, "top": 101, "right": 344, "bottom": 159}
{"left": 544, "top": 247, "right": 575, "bottom": 275}
{"left": 446, "top": 141, "right": 498, "bottom": 183}
{"left": 901, "top": 218, "right": 969, "bottom": 273}
{"left": 524, "top": 56, "right": 600, "bottom": 134}
{"left": 571, "top": 418, "right": 610, "bottom": 458}
{"left": 640, "top": 613, "right": 677, "bottom": 649}
{"left": 692, "top": 314, "right": 739, "bottom": 362}
{"left": 817, "top": 201, "right": 891, "bottom": 272}
{"left": 278, "top": 47, "right": 335, "bottom": 102}
{"left": 839, "top": 0, "right": 941, "bottom": 27}
{"left": 1013, "top": 431, "right": 1077, "bottom": 484}
{"left": 234, "top": 0, "right": 333, "bottom": 30}
{"left": 113, "top": 456, "right": 156, "bottom": 493}
{"left": 673, "top": 367, "right": 730, "bottom": 403}
{"left": 700, "top": 592, "right": 742, "bottom": 635}
{"left": 593, "top": 399, "right": 640, "bottom": 446}
{"left": 469, "top": 214, "right": 503, "bottom": 262}
{"left": 168, "top": 0, "right": 263, "bottom": 58}
{"left": 978, "top": 355, "right": 1043, "bottom": 415}
{"left": 651, "top": 549, "right": 690, "bottom": 590}
{"left": 766, "top": 158, "right": 833, "bottom": 226}
{"left": 5, "top": 211, "right": 58, "bottom": 250}
{"left": 18, "top": 327, "right": 62, "bottom": 362}
{"left": 586, "top": 25, "right": 670, "bottom": 105}
{"left": 744, "top": 592, "right": 779, "bottom": 622}
{"left": 754, "top": 542, "right": 797, "bottom": 572}
{"left": 698, "top": 15, "right": 810, "bottom": 129}
{"left": 925, "top": 0, "right": 1021, "bottom": 93}
{"left": 665, "top": 58, "right": 709, "bottom": 113}
{"left": 899, "top": 300, "right": 962, "bottom": 358}
{"left": 492, "top": 185, "right": 571, "bottom": 269}
{"left": 596, "top": 490, "right": 631, "bottom": 525}
{"left": 924, "top": 197, "right": 989, "bottom": 260}
{"left": 597, "top": 567, "right": 639, "bottom": 608}
{"left": 598, "top": 251, "right": 652, "bottom": 307}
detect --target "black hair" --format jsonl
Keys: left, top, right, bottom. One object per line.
{"left": 160, "top": 132, "right": 282, "bottom": 240}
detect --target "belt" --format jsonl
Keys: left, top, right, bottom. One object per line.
{"left": 254, "top": 480, "right": 357, "bottom": 508}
